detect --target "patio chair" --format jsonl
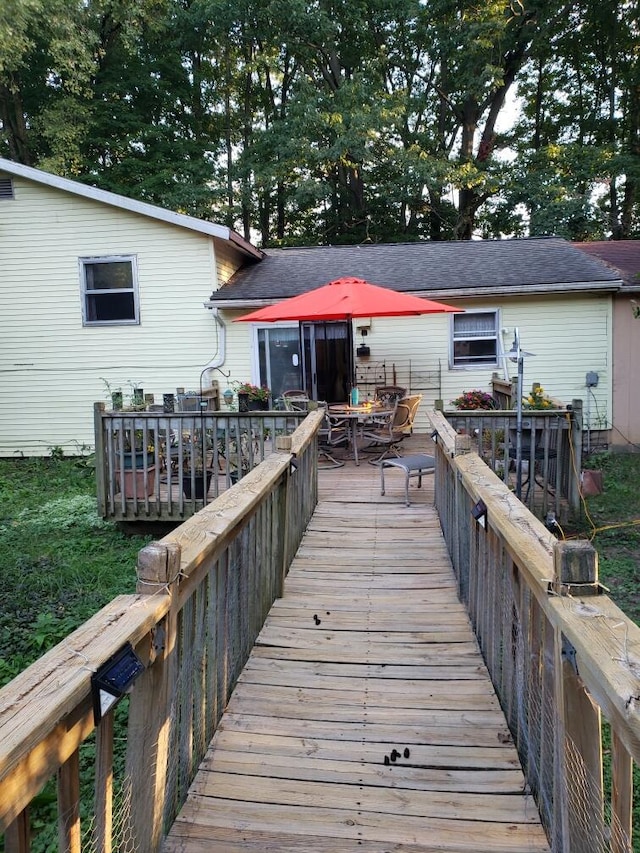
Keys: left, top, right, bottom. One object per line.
{"left": 374, "top": 385, "right": 407, "bottom": 408}
{"left": 362, "top": 394, "right": 423, "bottom": 464}
{"left": 282, "top": 390, "right": 310, "bottom": 412}
{"left": 313, "top": 403, "right": 346, "bottom": 469}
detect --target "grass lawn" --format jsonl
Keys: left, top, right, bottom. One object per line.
{"left": 577, "top": 451, "right": 640, "bottom": 619}
{"left": 0, "top": 456, "right": 154, "bottom": 687}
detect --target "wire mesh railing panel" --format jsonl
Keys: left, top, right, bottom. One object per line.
{"left": 429, "top": 411, "right": 638, "bottom": 853}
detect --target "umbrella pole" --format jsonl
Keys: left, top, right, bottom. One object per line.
{"left": 348, "top": 320, "right": 356, "bottom": 402}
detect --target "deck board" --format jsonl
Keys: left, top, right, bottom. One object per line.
{"left": 163, "top": 440, "right": 550, "bottom": 853}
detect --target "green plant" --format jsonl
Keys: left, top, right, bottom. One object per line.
{"left": 235, "top": 382, "right": 270, "bottom": 401}
{"left": 450, "top": 389, "right": 495, "bottom": 410}
{"left": 523, "top": 384, "right": 555, "bottom": 410}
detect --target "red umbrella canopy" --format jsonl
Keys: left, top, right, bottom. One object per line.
{"left": 234, "top": 277, "right": 461, "bottom": 322}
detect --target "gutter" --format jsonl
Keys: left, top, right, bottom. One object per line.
{"left": 204, "top": 279, "right": 623, "bottom": 312}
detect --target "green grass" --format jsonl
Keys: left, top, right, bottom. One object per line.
{"left": 579, "top": 452, "right": 640, "bottom": 621}
{"left": 0, "top": 456, "right": 153, "bottom": 687}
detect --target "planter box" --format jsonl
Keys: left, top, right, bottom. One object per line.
{"left": 121, "top": 450, "right": 152, "bottom": 470}
{"left": 117, "top": 465, "right": 156, "bottom": 498}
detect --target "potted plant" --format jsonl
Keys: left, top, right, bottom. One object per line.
{"left": 115, "top": 430, "right": 156, "bottom": 497}
{"left": 450, "top": 389, "right": 496, "bottom": 410}
{"left": 235, "top": 382, "right": 271, "bottom": 412}
{"left": 181, "top": 429, "right": 214, "bottom": 499}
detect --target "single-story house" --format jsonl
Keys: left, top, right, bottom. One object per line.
{"left": 210, "top": 239, "right": 622, "bottom": 439}
{"left": 0, "top": 155, "right": 632, "bottom": 455}
{"left": 572, "top": 241, "right": 640, "bottom": 450}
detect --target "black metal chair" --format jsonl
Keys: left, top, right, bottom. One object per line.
{"left": 317, "top": 404, "right": 348, "bottom": 469}
{"left": 374, "top": 385, "right": 407, "bottom": 408}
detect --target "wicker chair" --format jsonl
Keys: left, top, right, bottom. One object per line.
{"left": 362, "top": 394, "right": 423, "bottom": 464}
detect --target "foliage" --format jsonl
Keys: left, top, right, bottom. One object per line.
{"left": 523, "top": 385, "right": 555, "bottom": 410}
{"left": 235, "top": 382, "right": 270, "bottom": 401}
{"left": 450, "top": 389, "right": 495, "bottom": 410}
{"left": 0, "top": 457, "right": 152, "bottom": 687}
{"left": 3, "top": 0, "right": 638, "bottom": 242}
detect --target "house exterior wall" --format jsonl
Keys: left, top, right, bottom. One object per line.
{"left": 612, "top": 295, "right": 640, "bottom": 450}
{"left": 221, "top": 293, "right": 612, "bottom": 436}
{"left": 0, "top": 174, "right": 228, "bottom": 456}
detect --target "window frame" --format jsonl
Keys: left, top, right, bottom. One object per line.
{"left": 449, "top": 308, "right": 500, "bottom": 369}
{"left": 79, "top": 255, "right": 140, "bottom": 327}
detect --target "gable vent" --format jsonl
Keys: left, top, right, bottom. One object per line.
{"left": 0, "top": 176, "right": 14, "bottom": 199}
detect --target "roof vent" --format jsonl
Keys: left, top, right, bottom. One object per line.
{"left": 0, "top": 176, "right": 14, "bottom": 199}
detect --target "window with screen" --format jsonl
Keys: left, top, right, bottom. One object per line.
{"left": 451, "top": 310, "right": 499, "bottom": 367}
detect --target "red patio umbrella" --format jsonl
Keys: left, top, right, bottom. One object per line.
{"left": 235, "top": 276, "right": 460, "bottom": 322}
{"left": 234, "top": 277, "right": 461, "bottom": 403}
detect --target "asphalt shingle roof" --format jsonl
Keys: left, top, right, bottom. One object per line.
{"left": 210, "top": 237, "right": 621, "bottom": 305}
{"left": 572, "top": 241, "right": 640, "bottom": 291}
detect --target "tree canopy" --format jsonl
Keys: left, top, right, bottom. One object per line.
{"left": 1, "top": 0, "right": 637, "bottom": 244}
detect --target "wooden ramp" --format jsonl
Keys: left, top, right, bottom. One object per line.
{"left": 164, "top": 453, "right": 550, "bottom": 852}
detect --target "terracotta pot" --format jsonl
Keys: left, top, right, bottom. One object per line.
{"left": 117, "top": 465, "right": 156, "bottom": 498}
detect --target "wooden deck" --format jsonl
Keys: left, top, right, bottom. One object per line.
{"left": 163, "top": 438, "right": 550, "bottom": 852}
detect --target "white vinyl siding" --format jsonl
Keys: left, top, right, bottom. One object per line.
{"left": 226, "top": 295, "right": 612, "bottom": 436}
{"left": 0, "top": 176, "right": 224, "bottom": 456}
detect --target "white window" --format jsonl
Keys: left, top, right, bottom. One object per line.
{"left": 451, "top": 310, "right": 499, "bottom": 367}
{"left": 80, "top": 256, "right": 139, "bottom": 325}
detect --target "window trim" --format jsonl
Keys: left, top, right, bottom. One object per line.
{"left": 449, "top": 308, "right": 500, "bottom": 369}
{"left": 79, "top": 255, "right": 140, "bottom": 326}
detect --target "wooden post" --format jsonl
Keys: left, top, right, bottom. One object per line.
{"left": 275, "top": 434, "right": 293, "bottom": 585}
{"left": 126, "top": 541, "right": 181, "bottom": 853}
{"left": 94, "top": 403, "right": 107, "bottom": 518}
{"left": 58, "top": 749, "right": 81, "bottom": 853}
{"left": 611, "top": 731, "right": 633, "bottom": 853}
{"left": 93, "top": 712, "right": 114, "bottom": 853}
{"left": 569, "top": 400, "right": 583, "bottom": 515}
{"left": 454, "top": 434, "right": 471, "bottom": 456}
{"left": 553, "top": 540, "right": 598, "bottom": 596}
{"left": 4, "top": 809, "right": 30, "bottom": 853}
{"left": 553, "top": 541, "right": 603, "bottom": 853}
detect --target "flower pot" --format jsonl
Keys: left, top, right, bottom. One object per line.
{"left": 117, "top": 465, "right": 156, "bottom": 498}
{"left": 238, "top": 392, "right": 249, "bottom": 413}
{"left": 182, "top": 470, "right": 214, "bottom": 500}
{"left": 248, "top": 399, "right": 269, "bottom": 411}
{"left": 121, "top": 450, "right": 152, "bottom": 470}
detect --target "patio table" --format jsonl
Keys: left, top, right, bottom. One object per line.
{"left": 328, "top": 403, "right": 393, "bottom": 466}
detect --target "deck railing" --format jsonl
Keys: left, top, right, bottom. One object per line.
{"left": 94, "top": 404, "right": 307, "bottom": 521}
{"left": 442, "top": 403, "right": 583, "bottom": 519}
{"left": 0, "top": 410, "right": 323, "bottom": 853}
{"left": 430, "top": 410, "right": 640, "bottom": 853}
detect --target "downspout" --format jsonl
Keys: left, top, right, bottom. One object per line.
{"left": 200, "top": 306, "right": 230, "bottom": 401}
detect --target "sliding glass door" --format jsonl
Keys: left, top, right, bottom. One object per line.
{"left": 256, "top": 321, "right": 351, "bottom": 404}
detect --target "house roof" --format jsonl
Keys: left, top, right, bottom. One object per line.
{"left": 208, "top": 237, "right": 621, "bottom": 307}
{"left": 572, "top": 241, "right": 640, "bottom": 292}
{"left": 0, "top": 156, "right": 263, "bottom": 260}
